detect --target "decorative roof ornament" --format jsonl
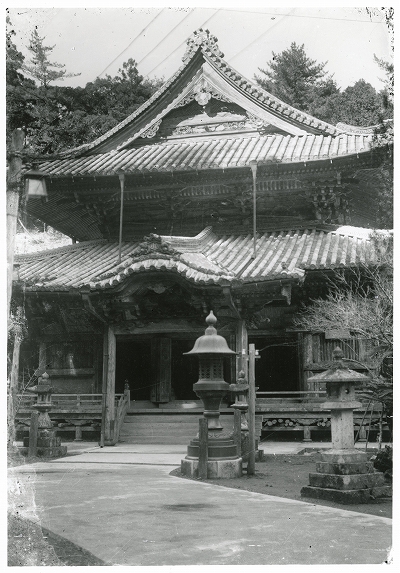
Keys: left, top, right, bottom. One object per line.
{"left": 182, "top": 29, "right": 224, "bottom": 62}
{"left": 131, "top": 233, "right": 180, "bottom": 259}
{"left": 140, "top": 119, "right": 162, "bottom": 139}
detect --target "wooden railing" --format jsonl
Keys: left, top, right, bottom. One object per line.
{"left": 255, "top": 390, "right": 386, "bottom": 442}
{"left": 113, "top": 389, "right": 130, "bottom": 444}
{"left": 17, "top": 393, "right": 124, "bottom": 410}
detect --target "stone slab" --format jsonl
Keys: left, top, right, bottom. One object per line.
{"left": 301, "top": 485, "right": 391, "bottom": 504}
{"left": 308, "top": 471, "right": 386, "bottom": 491}
{"left": 181, "top": 457, "right": 242, "bottom": 479}
{"left": 316, "top": 461, "right": 374, "bottom": 475}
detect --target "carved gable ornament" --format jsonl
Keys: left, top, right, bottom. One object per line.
{"left": 182, "top": 29, "right": 224, "bottom": 62}
{"left": 131, "top": 233, "right": 180, "bottom": 260}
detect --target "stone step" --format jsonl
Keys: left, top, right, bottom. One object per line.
{"left": 120, "top": 412, "right": 234, "bottom": 444}
{"left": 123, "top": 414, "right": 233, "bottom": 423}
{"left": 119, "top": 436, "right": 193, "bottom": 445}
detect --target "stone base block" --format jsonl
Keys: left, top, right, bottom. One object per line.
{"left": 23, "top": 436, "right": 62, "bottom": 448}
{"left": 181, "top": 457, "right": 242, "bottom": 479}
{"left": 316, "top": 461, "right": 374, "bottom": 475}
{"left": 19, "top": 446, "right": 68, "bottom": 458}
{"left": 308, "top": 471, "right": 386, "bottom": 491}
{"left": 319, "top": 449, "right": 368, "bottom": 464}
{"left": 301, "top": 484, "right": 391, "bottom": 504}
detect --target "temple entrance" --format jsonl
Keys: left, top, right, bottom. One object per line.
{"left": 171, "top": 339, "right": 199, "bottom": 401}
{"left": 116, "top": 340, "right": 152, "bottom": 400}
{"left": 249, "top": 336, "right": 299, "bottom": 393}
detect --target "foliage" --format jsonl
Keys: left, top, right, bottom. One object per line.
{"left": 6, "top": 26, "right": 162, "bottom": 154}
{"left": 372, "top": 445, "right": 392, "bottom": 477}
{"left": 22, "top": 27, "right": 80, "bottom": 87}
{"left": 371, "top": 57, "right": 394, "bottom": 229}
{"left": 330, "top": 79, "right": 388, "bottom": 126}
{"left": 254, "top": 42, "right": 340, "bottom": 119}
{"left": 255, "top": 42, "right": 390, "bottom": 127}
{"left": 295, "top": 231, "right": 393, "bottom": 415}
{"left": 6, "top": 17, "right": 36, "bottom": 136}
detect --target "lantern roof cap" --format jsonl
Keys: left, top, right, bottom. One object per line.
{"left": 308, "top": 347, "right": 369, "bottom": 384}
{"left": 184, "top": 311, "right": 236, "bottom": 355}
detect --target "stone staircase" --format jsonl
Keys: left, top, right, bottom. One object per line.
{"left": 119, "top": 401, "right": 234, "bottom": 445}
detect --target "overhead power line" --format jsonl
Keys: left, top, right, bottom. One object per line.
{"left": 136, "top": 8, "right": 195, "bottom": 67}
{"left": 144, "top": 8, "right": 221, "bottom": 78}
{"left": 97, "top": 8, "right": 166, "bottom": 78}
{"left": 222, "top": 8, "right": 385, "bottom": 24}
{"left": 229, "top": 9, "right": 295, "bottom": 63}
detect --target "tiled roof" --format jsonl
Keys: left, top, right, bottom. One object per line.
{"left": 38, "top": 133, "right": 372, "bottom": 177}
{"left": 58, "top": 31, "right": 344, "bottom": 158}
{"left": 16, "top": 227, "right": 375, "bottom": 293}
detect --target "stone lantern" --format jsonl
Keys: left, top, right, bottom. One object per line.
{"left": 23, "top": 372, "right": 67, "bottom": 458}
{"left": 301, "top": 347, "right": 390, "bottom": 503}
{"left": 181, "top": 311, "right": 242, "bottom": 478}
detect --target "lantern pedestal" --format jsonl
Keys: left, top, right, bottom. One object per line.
{"left": 182, "top": 434, "right": 243, "bottom": 479}
{"left": 301, "top": 348, "right": 390, "bottom": 504}
{"left": 301, "top": 449, "right": 390, "bottom": 504}
{"left": 181, "top": 311, "right": 242, "bottom": 479}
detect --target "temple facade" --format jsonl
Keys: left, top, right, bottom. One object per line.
{"left": 14, "top": 30, "right": 389, "bottom": 443}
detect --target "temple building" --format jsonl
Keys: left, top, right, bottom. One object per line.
{"left": 14, "top": 30, "right": 390, "bottom": 443}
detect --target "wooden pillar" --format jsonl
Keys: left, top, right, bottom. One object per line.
{"left": 247, "top": 344, "right": 256, "bottom": 475}
{"left": 102, "top": 325, "right": 116, "bottom": 445}
{"left": 28, "top": 411, "right": 39, "bottom": 457}
{"left": 39, "top": 342, "right": 47, "bottom": 371}
{"left": 236, "top": 320, "right": 248, "bottom": 379}
{"left": 303, "top": 333, "right": 313, "bottom": 391}
{"left": 7, "top": 129, "right": 24, "bottom": 318}
{"left": 7, "top": 308, "right": 23, "bottom": 446}
{"left": 198, "top": 418, "right": 208, "bottom": 480}
{"left": 150, "top": 338, "right": 171, "bottom": 403}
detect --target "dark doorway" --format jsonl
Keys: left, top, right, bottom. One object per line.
{"left": 171, "top": 340, "right": 198, "bottom": 400}
{"left": 116, "top": 340, "right": 152, "bottom": 400}
{"left": 249, "top": 336, "right": 299, "bottom": 393}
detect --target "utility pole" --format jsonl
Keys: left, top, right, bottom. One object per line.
{"left": 7, "top": 129, "right": 25, "bottom": 317}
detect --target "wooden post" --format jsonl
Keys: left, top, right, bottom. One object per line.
{"left": 151, "top": 338, "right": 171, "bottom": 403}
{"left": 28, "top": 411, "right": 39, "bottom": 457}
{"left": 100, "top": 327, "right": 108, "bottom": 447}
{"left": 105, "top": 326, "right": 116, "bottom": 444}
{"left": 233, "top": 409, "right": 242, "bottom": 456}
{"left": 7, "top": 308, "right": 23, "bottom": 446}
{"left": 7, "top": 129, "right": 25, "bottom": 318}
{"left": 302, "top": 425, "right": 312, "bottom": 442}
{"left": 198, "top": 417, "right": 208, "bottom": 479}
{"left": 236, "top": 320, "right": 248, "bottom": 379}
{"left": 247, "top": 343, "right": 256, "bottom": 475}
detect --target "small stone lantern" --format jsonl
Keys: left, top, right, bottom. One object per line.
{"left": 23, "top": 372, "right": 67, "bottom": 458}
{"left": 301, "top": 348, "right": 390, "bottom": 503}
{"left": 181, "top": 311, "right": 242, "bottom": 478}
{"left": 25, "top": 372, "right": 54, "bottom": 429}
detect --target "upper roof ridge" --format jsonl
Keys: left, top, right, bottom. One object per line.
{"left": 182, "top": 29, "right": 224, "bottom": 62}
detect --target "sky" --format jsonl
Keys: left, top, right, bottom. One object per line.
{"left": 7, "top": 3, "right": 393, "bottom": 92}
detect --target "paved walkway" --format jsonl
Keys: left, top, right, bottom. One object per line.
{"left": 9, "top": 442, "right": 392, "bottom": 566}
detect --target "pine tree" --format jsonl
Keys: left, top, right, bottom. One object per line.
{"left": 22, "top": 27, "right": 80, "bottom": 88}
{"left": 255, "top": 42, "right": 339, "bottom": 115}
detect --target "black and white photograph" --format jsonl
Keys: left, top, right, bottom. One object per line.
{"left": 6, "top": 4, "right": 393, "bottom": 567}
